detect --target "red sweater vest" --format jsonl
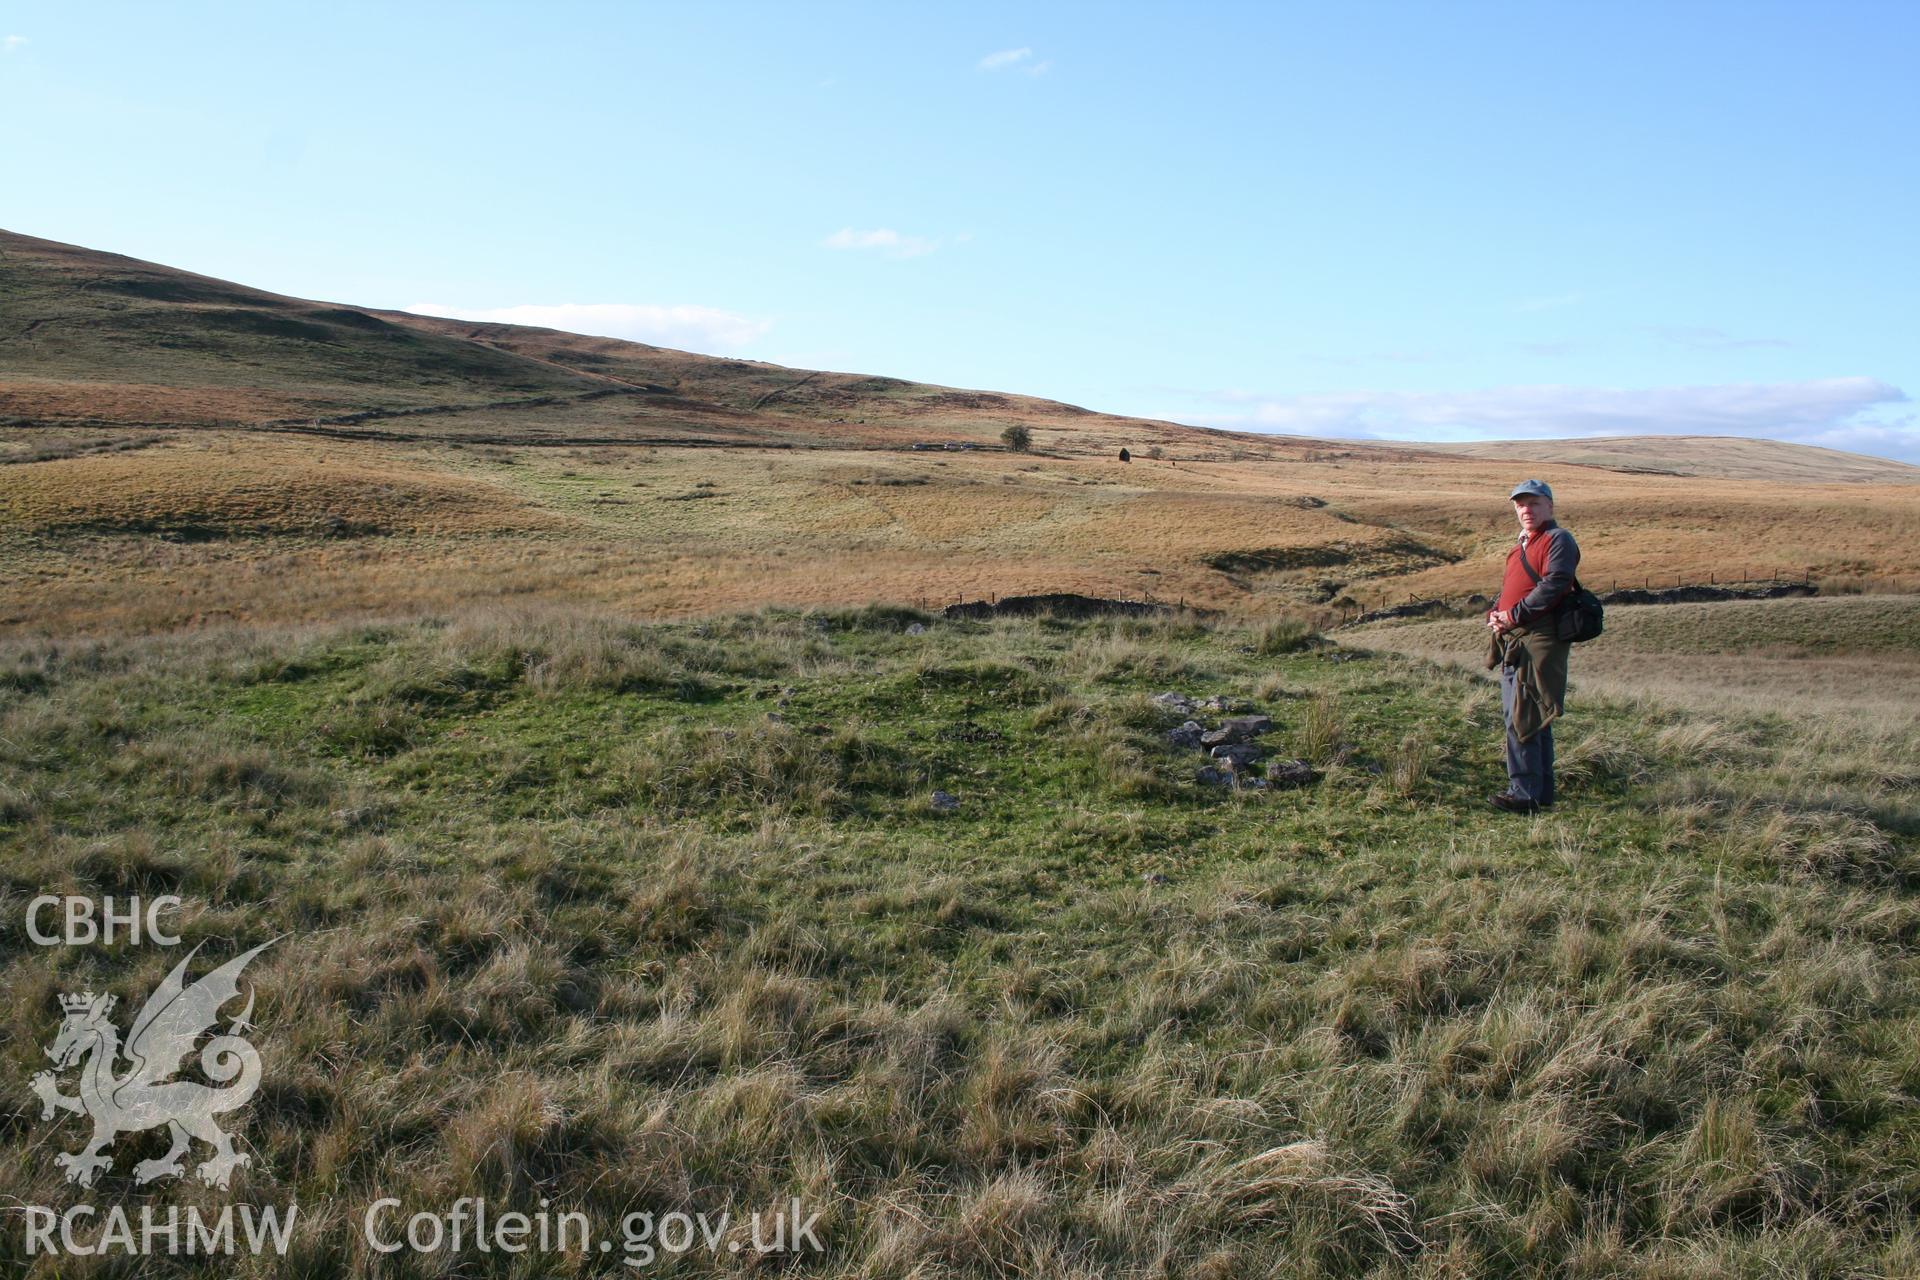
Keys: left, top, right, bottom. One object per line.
{"left": 1495, "top": 526, "right": 1561, "bottom": 614}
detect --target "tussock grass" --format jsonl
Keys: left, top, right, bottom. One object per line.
{"left": 1301, "top": 691, "right": 1347, "bottom": 765}
{"left": 2, "top": 607, "right": 1917, "bottom": 1277}
{"left": 1251, "top": 615, "right": 1322, "bottom": 655}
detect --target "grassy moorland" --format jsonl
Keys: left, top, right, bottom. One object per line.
{"left": 6, "top": 227, "right": 1920, "bottom": 637}
{"left": 3, "top": 602, "right": 1917, "bottom": 1277}
{"left": 5, "top": 428, "right": 1920, "bottom": 638}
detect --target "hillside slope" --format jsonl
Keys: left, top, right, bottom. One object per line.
{"left": 0, "top": 228, "right": 1331, "bottom": 459}
{"left": 4, "top": 229, "right": 1919, "bottom": 636}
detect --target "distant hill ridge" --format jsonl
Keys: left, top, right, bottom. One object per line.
{"left": 3, "top": 227, "right": 1914, "bottom": 481}
{"left": 1402, "top": 435, "right": 1918, "bottom": 485}
{"left": 0, "top": 228, "right": 1321, "bottom": 460}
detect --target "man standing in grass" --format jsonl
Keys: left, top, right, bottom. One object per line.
{"left": 1485, "top": 479, "right": 1579, "bottom": 813}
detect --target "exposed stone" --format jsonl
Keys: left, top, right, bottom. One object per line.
{"left": 1201, "top": 714, "right": 1273, "bottom": 746}
{"left": 929, "top": 790, "right": 960, "bottom": 812}
{"left": 1265, "top": 758, "right": 1318, "bottom": 788}
{"left": 1166, "top": 719, "right": 1206, "bottom": 750}
{"left": 1210, "top": 743, "right": 1263, "bottom": 769}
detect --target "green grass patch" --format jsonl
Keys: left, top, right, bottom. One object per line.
{"left": 1, "top": 607, "right": 1916, "bottom": 1277}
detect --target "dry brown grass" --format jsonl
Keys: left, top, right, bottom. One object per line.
{"left": 0, "top": 376, "right": 319, "bottom": 425}
{"left": 0, "top": 436, "right": 575, "bottom": 539}
{"left": 7, "top": 228, "right": 1920, "bottom": 638}
{"left": 6, "top": 429, "right": 1920, "bottom": 639}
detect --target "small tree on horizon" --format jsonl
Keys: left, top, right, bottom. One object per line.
{"left": 1000, "top": 424, "right": 1032, "bottom": 452}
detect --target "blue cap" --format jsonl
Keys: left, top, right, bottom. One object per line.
{"left": 1508, "top": 479, "right": 1553, "bottom": 502}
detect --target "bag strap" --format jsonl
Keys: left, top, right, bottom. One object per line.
{"left": 1517, "top": 528, "right": 1580, "bottom": 593}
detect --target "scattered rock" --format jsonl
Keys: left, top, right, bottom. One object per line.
{"left": 1210, "top": 743, "right": 1263, "bottom": 769}
{"left": 766, "top": 711, "right": 784, "bottom": 722}
{"left": 1201, "top": 714, "right": 1273, "bottom": 746}
{"left": 1142, "top": 871, "right": 1169, "bottom": 886}
{"left": 1200, "top": 695, "right": 1250, "bottom": 713}
{"left": 1265, "top": 759, "right": 1318, "bottom": 788}
{"left": 1152, "top": 691, "right": 1198, "bottom": 714}
{"left": 929, "top": 790, "right": 960, "bottom": 812}
{"left": 906, "top": 622, "right": 926, "bottom": 635}
{"left": 1167, "top": 719, "right": 1206, "bottom": 750}
{"left": 1195, "top": 766, "right": 1235, "bottom": 787}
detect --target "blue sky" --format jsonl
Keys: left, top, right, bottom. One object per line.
{"left": 5, "top": 1, "right": 1917, "bottom": 461}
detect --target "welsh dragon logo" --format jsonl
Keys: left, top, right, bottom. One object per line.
{"left": 29, "top": 941, "right": 272, "bottom": 1190}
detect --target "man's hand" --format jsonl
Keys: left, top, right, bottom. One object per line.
{"left": 1487, "top": 609, "right": 1515, "bottom": 633}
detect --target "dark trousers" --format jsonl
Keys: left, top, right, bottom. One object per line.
{"left": 1500, "top": 663, "right": 1555, "bottom": 805}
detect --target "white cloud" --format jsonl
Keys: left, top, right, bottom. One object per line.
{"left": 821, "top": 227, "right": 939, "bottom": 259}
{"left": 3, "top": 35, "right": 26, "bottom": 52}
{"left": 1785, "top": 416, "right": 1920, "bottom": 463}
{"left": 1182, "top": 377, "right": 1919, "bottom": 462}
{"left": 978, "top": 47, "right": 1048, "bottom": 74}
{"left": 403, "top": 302, "right": 771, "bottom": 354}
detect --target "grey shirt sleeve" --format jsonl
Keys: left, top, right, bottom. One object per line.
{"left": 1513, "top": 528, "right": 1579, "bottom": 624}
